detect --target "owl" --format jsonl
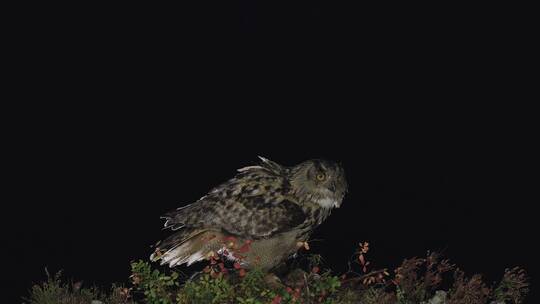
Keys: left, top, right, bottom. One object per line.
{"left": 151, "top": 157, "right": 347, "bottom": 271}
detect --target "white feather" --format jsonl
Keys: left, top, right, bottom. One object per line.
{"left": 170, "top": 223, "right": 185, "bottom": 230}
{"left": 238, "top": 165, "right": 264, "bottom": 172}
{"left": 175, "top": 203, "right": 193, "bottom": 211}
{"left": 186, "top": 250, "right": 205, "bottom": 266}
{"left": 167, "top": 256, "right": 182, "bottom": 267}
{"left": 159, "top": 241, "right": 192, "bottom": 266}
{"left": 258, "top": 156, "right": 270, "bottom": 163}
{"left": 316, "top": 197, "right": 338, "bottom": 209}
{"left": 217, "top": 247, "right": 238, "bottom": 262}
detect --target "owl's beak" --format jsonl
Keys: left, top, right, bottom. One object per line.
{"left": 329, "top": 183, "right": 337, "bottom": 193}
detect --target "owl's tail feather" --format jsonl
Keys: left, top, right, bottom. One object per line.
{"left": 150, "top": 228, "right": 222, "bottom": 268}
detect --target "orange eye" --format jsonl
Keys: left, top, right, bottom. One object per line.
{"left": 316, "top": 173, "right": 326, "bottom": 181}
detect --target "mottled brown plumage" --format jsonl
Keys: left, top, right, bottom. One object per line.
{"left": 150, "top": 157, "right": 347, "bottom": 270}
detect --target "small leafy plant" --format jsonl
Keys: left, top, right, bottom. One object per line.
{"left": 130, "top": 260, "right": 180, "bottom": 304}
{"left": 25, "top": 242, "right": 530, "bottom": 304}
{"left": 24, "top": 269, "right": 133, "bottom": 304}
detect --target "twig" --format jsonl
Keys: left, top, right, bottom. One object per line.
{"left": 341, "top": 269, "right": 388, "bottom": 284}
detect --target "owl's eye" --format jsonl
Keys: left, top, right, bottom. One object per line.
{"left": 316, "top": 173, "right": 326, "bottom": 181}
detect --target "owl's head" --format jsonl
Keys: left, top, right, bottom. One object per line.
{"left": 289, "top": 159, "right": 348, "bottom": 208}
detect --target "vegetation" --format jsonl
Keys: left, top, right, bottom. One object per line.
{"left": 24, "top": 242, "right": 529, "bottom": 304}
{"left": 23, "top": 269, "right": 133, "bottom": 304}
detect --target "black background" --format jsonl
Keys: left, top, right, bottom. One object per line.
{"left": 4, "top": 1, "right": 537, "bottom": 303}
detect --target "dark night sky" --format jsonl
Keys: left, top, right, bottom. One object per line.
{"left": 4, "top": 1, "right": 537, "bottom": 303}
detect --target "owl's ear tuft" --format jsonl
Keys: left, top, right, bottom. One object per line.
{"left": 257, "top": 156, "right": 271, "bottom": 163}
{"left": 258, "top": 156, "right": 285, "bottom": 174}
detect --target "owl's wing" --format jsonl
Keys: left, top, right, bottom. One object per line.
{"left": 164, "top": 196, "right": 306, "bottom": 239}
{"left": 163, "top": 165, "right": 305, "bottom": 239}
